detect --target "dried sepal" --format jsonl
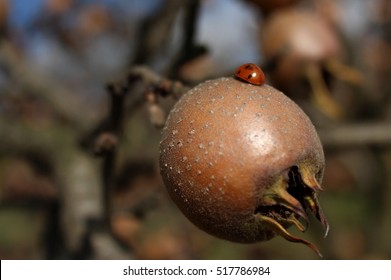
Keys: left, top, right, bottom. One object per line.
{"left": 255, "top": 166, "right": 328, "bottom": 256}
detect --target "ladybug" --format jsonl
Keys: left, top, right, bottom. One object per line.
{"left": 234, "top": 63, "right": 266, "bottom": 85}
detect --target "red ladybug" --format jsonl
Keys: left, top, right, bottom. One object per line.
{"left": 234, "top": 63, "right": 266, "bottom": 85}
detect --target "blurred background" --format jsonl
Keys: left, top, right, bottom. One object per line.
{"left": 0, "top": 0, "right": 391, "bottom": 260}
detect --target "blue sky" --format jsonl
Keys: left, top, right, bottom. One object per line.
{"left": 7, "top": 0, "right": 164, "bottom": 29}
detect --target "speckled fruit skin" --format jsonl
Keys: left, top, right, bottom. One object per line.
{"left": 159, "top": 77, "right": 324, "bottom": 243}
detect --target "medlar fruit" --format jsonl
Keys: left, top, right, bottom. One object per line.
{"left": 159, "top": 75, "right": 328, "bottom": 256}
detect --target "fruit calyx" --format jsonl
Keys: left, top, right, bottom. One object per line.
{"left": 255, "top": 165, "right": 329, "bottom": 257}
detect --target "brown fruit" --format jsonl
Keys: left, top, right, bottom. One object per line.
{"left": 261, "top": 9, "right": 342, "bottom": 87}
{"left": 159, "top": 76, "right": 328, "bottom": 256}
{"left": 260, "top": 8, "right": 365, "bottom": 120}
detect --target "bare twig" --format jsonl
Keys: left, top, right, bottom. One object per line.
{"left": 97, "top": 83, "right": 129, "bottom": 227}
{"left": 126, "top": 65, "right": 189, "bottom": 97}
{"left": 87, "top": 65, "right": 189, "bottom": 152}
{"left": 132, "top": 0, "right": 184, "bottom": 65}
{"left": 89, "top": 65, "right": 189, "bottom": 231}
{"left": 319, "top": 122, "right": 391, "bottom": 148}
{"left": 169, "top": 0, "right": 207, "bottom": 78}
{"left": 120, "top": 65, "right": 189, "bottom": 126}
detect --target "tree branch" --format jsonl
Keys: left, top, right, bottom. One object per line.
{"left": 319, "top": 122, "right": 391, "bottom": 148}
